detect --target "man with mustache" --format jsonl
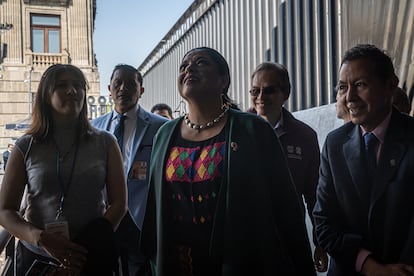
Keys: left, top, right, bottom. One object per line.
{"left": 92, "top": 64, "right": 167, "bottom": 275}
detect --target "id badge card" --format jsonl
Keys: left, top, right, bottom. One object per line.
{"left": 45, "top": 220, "right": 70, "bottom": 239}
{"left": 132, "top": 161, "right": 148, "bottom": 180}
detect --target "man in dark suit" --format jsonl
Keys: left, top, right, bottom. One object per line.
{"left": 249, "top": 62, "right": 328, "bottom": 273}
{"left": 92, "top": 64, "right": 167, "bottom": 275}
{"left": 313, "top": 44, "right": 414, "bottom": 275}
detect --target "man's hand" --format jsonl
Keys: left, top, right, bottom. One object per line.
{"left": 361, "top": 256, "right": 414, "bottom": 276}
{"left": 313, "top": 245, "right": 328, "bottom": 272}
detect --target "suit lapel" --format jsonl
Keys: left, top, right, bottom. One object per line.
{"left": 370, "top": 113, "right": 406, "bottom": 205}
{"left": 107, "top": 112, "right": 116, "bottom": 131}
{"left": 343, "top": 126, "right": 371, "bottom": 203}
{"left": 94, "top": 112, "right": 113, "bottom": 131}
{"left": 127, "top": 107, "right": 149, "bottom": 174}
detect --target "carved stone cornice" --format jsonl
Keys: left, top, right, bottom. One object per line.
{"left": 23, "top": 0, "right": 70, "bottom": 6}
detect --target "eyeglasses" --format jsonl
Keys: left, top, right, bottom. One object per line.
{"left": 249, "top": 85, "right": 280, "bottom": 96}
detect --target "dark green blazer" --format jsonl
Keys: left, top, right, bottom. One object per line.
{"left": 142, "top": 109, "right": 315, "bottom": 276}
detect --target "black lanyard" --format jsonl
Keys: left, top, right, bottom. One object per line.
{"left": 55, "top": 140, "right": 79, "bottom": 220}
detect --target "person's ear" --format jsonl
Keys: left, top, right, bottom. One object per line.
{"left": 282, "top": 90, "right": 290, "bottom": 101}
{"left": 387, "top": 75, "right": 399, "bottom": 97}
{"left": 220, "top": 75, "right": 230, "bottom": 93}
{"left": 140, "top": 87, "right": 145, "bottom": 97}
{"left": 391, "top": 75, "right": 399, "bottom": 88}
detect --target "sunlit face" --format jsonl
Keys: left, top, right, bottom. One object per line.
{"left": 337, "top": 58, "right": 394, "bottom": 131}
{"left": 250, "top": 70, "right": 288, "bottom": 120}
{"left": 177, "top": 49, "right": 227, "bottom": 101}
{"left": 50, "top": 71, "right": 85, "bottom": 119}
{"left": 153, "top": 109, "right": 172, "bottom": 120}
{"left": 109, "top": 68, "right": 143, "bottom": 114}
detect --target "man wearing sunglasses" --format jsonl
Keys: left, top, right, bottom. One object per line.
{"left": 250, "top": 62, "right": 328, "bottom": 273}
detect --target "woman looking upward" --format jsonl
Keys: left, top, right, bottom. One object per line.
{"left": 142, "top": 47, "right": 315, "bottom": 276}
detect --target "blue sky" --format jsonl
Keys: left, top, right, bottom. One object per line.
{"left": 93, "top": 0, "right": 193, "bottom": 94}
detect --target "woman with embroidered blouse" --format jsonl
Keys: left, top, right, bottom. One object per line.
{"left": 141, "top": 47, "right": 315, "bottom": 276}
{"left": 0, "top": 64, "right": 127, "bottom": 275}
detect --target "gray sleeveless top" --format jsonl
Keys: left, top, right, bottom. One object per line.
{"left": 16, "top": 127, "right": 116, "bottom": 256}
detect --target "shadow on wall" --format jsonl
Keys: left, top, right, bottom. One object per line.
{"left": 293, "top": 104, "right": 343, "bottom": 150}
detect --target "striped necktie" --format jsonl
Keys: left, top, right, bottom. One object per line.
{"left": 114, "top": 114, "right": 126, "bottom": 152}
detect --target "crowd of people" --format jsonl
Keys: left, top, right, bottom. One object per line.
{"left": 0, "top": 43, "right": 413, "bottom": 276}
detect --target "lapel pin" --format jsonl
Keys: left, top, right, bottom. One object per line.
{"left": 230, "top": 142, "right": 238, "bottom": 152}
{"left": 390, "top": 159, "right": 396, "bottom": 167}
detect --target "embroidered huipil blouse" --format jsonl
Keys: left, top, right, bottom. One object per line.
{"left": 164, "top": 129, "right": 225, "bottom": 275}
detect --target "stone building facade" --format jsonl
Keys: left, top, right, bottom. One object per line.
{"left": 0, "top": 0, "right": 100, "bottom": 149}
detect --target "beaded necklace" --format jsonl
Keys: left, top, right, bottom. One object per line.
{"left": 184, "top": 106, "right": 228, "bottom": 132}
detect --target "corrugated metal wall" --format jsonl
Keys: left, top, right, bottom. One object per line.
{"left": 138, "top": 0, "right": 414, "bottom": 117}
{"left": 340, "top": 0, "right": 414, "bottom": 99}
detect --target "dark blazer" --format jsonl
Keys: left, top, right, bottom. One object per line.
{"left": 142, "top": 109, "right": 316, "bottom": 276}
{"left": 313, "top": 109, "right": 414, "bottom": 275}
{"left": 277, "top": 108, "right": 320, "bottom": 244}
{"left": 91, "top": 106, "right": 167, "bottom": 229}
